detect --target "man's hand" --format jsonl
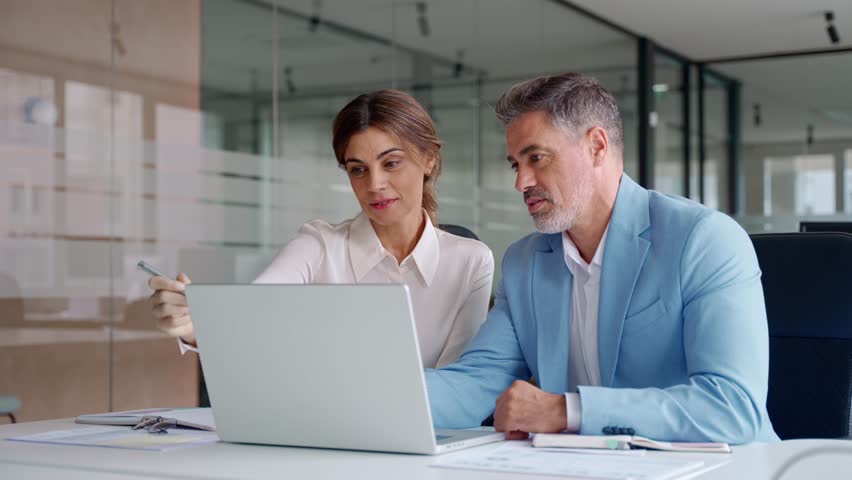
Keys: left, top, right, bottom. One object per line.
{"left": 493, "top": 380, "right": 568, "bottom": 439}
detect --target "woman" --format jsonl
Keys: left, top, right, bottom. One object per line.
{"left": 149, "top": 90, "right": 493, "bottom": 368}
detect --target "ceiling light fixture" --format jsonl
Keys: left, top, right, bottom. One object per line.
{"left": 308, "top": 0, "right": 322, "bottom": 32}
{"left": 652, "top": 83, "right": 669, "bottom": 94}
{"left": 416, "top": 2, "right": 430, "bottom": 37}
{"left": 753, "top": 103, "right": 762, "bottom": 127}
{"left": 825, "top": 11, "right": 840, "bottom": 44}
{"left": 806, "top": 124, "right": 814, "bottom": 145}
{"left": 284, "top": 66, "right": 296, "bottom": 94}
{"left": 111, "top": 22, "right": 127, "bottom": 56}
{"left": 453, "top": 49, "right": 464, "bottom": 78}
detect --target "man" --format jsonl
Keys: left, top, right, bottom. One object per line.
{"left": 425, "top": 73, "right": 779, "bottom": 444}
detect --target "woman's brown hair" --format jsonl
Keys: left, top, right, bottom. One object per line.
{"left": 332, "top": 90, "right": 442, "bottom": 224}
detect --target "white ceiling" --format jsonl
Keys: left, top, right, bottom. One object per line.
{"left": 568, "top": 0, "right": 852, "bottom": 60}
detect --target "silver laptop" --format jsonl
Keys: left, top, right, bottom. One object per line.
{"left": 186, "top": 284, "right": 503, "bottom": 454}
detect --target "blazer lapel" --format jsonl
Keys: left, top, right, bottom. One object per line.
{"left": 597, "top": 175, "right": 651, "bottom": 387}
{"left": 533, "top": 234, "right": 572, "bottom": 394}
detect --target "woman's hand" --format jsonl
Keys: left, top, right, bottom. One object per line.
{"left": 148, "top": 273, "right": 196, "bottom": 345}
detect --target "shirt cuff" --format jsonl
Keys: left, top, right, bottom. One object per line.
{"left": 177, "top": 337, "right": 198, "bottom": 354}
{"left": 564, "top": 393, "right": 581, "bottom": 433}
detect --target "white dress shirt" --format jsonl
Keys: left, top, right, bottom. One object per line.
{"left": 180, "top": 212, "right": 494, "bottom": 369}
{"left": 562, "top": 226, "right": 608, "bottom": 432}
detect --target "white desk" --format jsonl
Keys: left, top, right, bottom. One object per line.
{"left": 1, "top": 419, "right": 850, "bottom": 479}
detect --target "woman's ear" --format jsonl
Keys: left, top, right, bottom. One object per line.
{"left": 425, "top": 154, "right": 437, "bottom": 176}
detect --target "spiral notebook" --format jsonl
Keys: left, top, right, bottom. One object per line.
{"left": 532, "top": 433, "right": 731, "bottom": 453}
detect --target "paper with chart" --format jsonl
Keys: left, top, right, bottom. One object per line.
{"left": 7, "top": 426, "right": 220, "bottom": 452}
{"left": 433, "top": 440, "right": 711, "bottom": 480}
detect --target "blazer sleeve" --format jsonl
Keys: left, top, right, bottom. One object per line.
{"left": 434, "top": 247, "right": 494, "bottom": 368}
{"left": 425, "top": 273, "right": 532, "bottom": 429}
{"left": 576, "top": 212, "right": 771, "bottom": 444}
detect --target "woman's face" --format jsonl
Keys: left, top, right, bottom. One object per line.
{"left": 342, "top": 127, "right": 434, "bottom": 228}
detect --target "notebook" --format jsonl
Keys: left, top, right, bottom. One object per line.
{"left": 532, "top": 434, "right": 731, "bottom": 453}
{"left": 75, "top": 408, "right": 216, "bottom": 432}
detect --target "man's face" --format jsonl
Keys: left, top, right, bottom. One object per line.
{"left": 505, "top": 110, "right": 595, "bottom": 234}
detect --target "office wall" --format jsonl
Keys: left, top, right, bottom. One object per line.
{"left": 0, "top": 0, "right": 201, "bottom": 421}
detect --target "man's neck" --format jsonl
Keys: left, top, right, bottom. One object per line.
{"left": 568, "top": 175, "right": 621, "bottom": 264}
{"left": 568, "top": 219, "right": 609, "bottom": 265}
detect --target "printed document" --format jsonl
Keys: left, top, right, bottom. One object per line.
{"left": 433, "top": 440, "right": 714, "bottom": 479}
{"left": 8, "top": 426, "right": 220, "bottom": 452}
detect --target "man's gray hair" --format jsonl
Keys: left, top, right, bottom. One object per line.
{"left": 495, "top": 72, "right": 623, "bottom": 152}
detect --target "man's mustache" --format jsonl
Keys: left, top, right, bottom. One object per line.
{"left": 523, "top": 188, "right": 552, "bottom": 202}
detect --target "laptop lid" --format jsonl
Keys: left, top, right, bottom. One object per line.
{"left": 186, "top": 284, "right": 439, "bottom": 454}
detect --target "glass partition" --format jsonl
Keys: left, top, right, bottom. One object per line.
{"left": 714, "top": 52, "right": 852, "bottom": 232}
{"left": 1, "top": 0, "right": 638, "bottom": 421}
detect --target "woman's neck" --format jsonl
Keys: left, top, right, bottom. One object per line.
{"left": 370, "top": 210, "right": 427, "bottom": 265}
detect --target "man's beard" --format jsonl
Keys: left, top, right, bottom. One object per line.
{"left": 526, "top": 176, "right": 593, "bottom": 234}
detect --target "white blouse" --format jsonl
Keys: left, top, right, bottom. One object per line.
{"left": 183, "top": 212, "right": 494, "bottom": 368}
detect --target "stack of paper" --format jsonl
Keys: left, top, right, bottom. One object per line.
{"left": 433, "top": 441, "right": 714, "bottom": 480}
{"left": 8, "top": 426, "right": 220, "bottom": 452}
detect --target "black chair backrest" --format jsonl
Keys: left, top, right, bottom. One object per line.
{"left": 751, "top": 232, "right": 852, "bottom": 439}
{"left": 439, "top": 224, "right": 480, "bottom": 241}
{"left": 799, "top": 221, "right": 852, "bottom": 235}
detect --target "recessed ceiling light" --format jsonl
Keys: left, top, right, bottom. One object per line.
{"left": 652, "top": 83, "right": 669, "bottom": 93}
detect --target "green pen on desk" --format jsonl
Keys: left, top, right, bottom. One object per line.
{"left": 606, "top": 439, "right": 631, "bottom": 450}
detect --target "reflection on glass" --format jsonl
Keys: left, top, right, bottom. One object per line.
{"left": 715, "top": 52, "right": 852, "bottom": 231}
{"left": 763, "top": 155, "right": 835, "bottom": 216}
{"left": 653, "top": 55, "right": 685, "bottom": 196}
{"left": 702, "top": 75, "right": 729, "bottom": 212}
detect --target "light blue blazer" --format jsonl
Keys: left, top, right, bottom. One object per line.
{"left": 425, "top": 174, "right": 779, "bottom": 444}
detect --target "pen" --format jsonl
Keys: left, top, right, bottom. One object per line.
{"left": 137, "top": 260, "right": 166, "bottom": 278}
{"left": 138, "top": 260, "right": 185, "bottom": 295}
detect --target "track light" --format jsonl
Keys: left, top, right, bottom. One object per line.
{"left": 284, "top": 66, "right": 296, "bottom": 94}
{"left": 825, "top": 11, "right": 840, "bottom": 45}
{"left": 308, "top": 0, "right": 322, "bottom": 32}
{"left": 752, "top": 103, "right": 761, "bottom": 127}
{"left": 416, "top": 2, "right": 430, "bottom": 37}
{"left": 111, "top": 22, "right": 127, "bottom": 56}
{"left": 453, "top": 49, "right": 464, "bottom": 78}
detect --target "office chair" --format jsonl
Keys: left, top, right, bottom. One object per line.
{"left": 0, "top": 396, "right": 20, "bottom": 423}
{"left": 438, "top": 224, "right": 480, "bottom": 241}
{"left": 799, "top": 221, "right": 852, "bottom": 235}
{"left": 750, "top": 232, "right": 852, "bottom": 439}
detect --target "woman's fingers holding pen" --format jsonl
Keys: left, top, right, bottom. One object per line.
{"left": 157, "top": 314, "right": 194, "bottom": 338}
{"left": 152, "top": 299, "right": 189, "bottom": 319}
{"left": 148, "top": 272, "right": 194, "bottom": 338}
{"left": 148, "top": 274, "right": 188, "bottom": 293}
